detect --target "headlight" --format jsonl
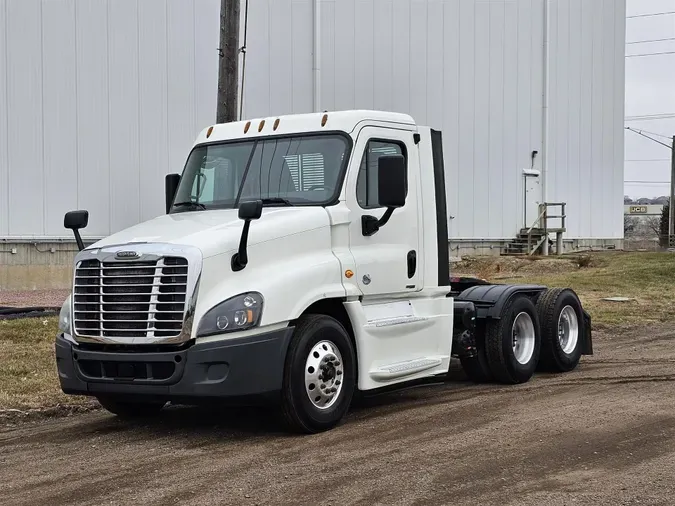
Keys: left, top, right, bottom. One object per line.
{"left": 196, "top": 292, "right": 263, "bottom": 337}
{"left": 58, "top": 295, "right": 72, "bottom": 335}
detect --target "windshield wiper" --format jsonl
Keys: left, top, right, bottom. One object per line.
{"left": 173, "top": 201, "right": 207, "bottom": 210}
{"left": 260, "top": 197, "right": 293, "bottom": 206}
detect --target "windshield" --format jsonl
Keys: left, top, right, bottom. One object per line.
{"left": 171, "top": 134, "right": 351, "bottom": 212}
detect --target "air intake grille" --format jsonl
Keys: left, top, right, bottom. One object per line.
{"left": 73, "top": 257, "right": 188, "bottom": 339}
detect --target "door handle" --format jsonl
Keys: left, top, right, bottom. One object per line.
{"left": 407, "top": 250, "right": 417, "bottom": 279}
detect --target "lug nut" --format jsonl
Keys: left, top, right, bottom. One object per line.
{"left": 336, "top": 370, "right": 342, "bottom": 375}
{"left": 321, "top": 384, "right": 325, "bottom": 389}
{"left": 335, "top": 380, "right": 341, "bottom": 385}
{"left": 335, "top": 361, "right": 340, "bottom": 366}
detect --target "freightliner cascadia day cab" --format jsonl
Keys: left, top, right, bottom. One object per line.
{"left": 55, "top": 110, "right": 592, "bottom": 433}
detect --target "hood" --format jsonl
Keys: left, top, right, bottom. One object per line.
{"left": 88, "top": 207, "right": 332, "bottom": 258}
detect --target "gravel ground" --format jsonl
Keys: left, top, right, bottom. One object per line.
{"left": 0, "top": 289, "right": 69, "bottom": 308}
{"left": 1, "top": 323, "right": 675, "bottom": 505}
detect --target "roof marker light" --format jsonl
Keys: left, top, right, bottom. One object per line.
{"left": 258, "top": 120, "right": 265, "bottom": 132}
{"left": 206, "top": 126, "right": 214, "bottom": 138}
{"left": 244, "top": 121, "right": 251, "bottom": 133}
{"left": 321, "top": 114, "right": 328, "bottom": 127}
{"left": 273, "top": 118, "right": 280, "bottom": 131}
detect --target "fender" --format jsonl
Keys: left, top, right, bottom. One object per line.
{"left": 455, "top": 284, "right": 547, "bottom": 319}
{"left": 455, "top": 283, "right": 593, "bottom": 356}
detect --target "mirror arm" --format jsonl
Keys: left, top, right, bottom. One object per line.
{"left": 231, "top": 219, "right": 252, "bottom": 272}
{"left": 72, "top": 230, "right": 85, "bottom": 251}
{"left": 362, "top": 207, "right": 395, "bottom": 237}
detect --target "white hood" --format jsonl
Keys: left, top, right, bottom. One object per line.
{"left": 88, "top": 207, "right": 332, "bottom": 259}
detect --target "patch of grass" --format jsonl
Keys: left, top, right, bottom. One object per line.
{"left": 0, "top": 317, "right": 94, "bottom": 412}
{"left": 455, "top": 252, "right": 675, "bottom": 327}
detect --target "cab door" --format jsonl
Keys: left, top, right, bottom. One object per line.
{"left": 346, "top": 127, "right": 422, "bottom": 297}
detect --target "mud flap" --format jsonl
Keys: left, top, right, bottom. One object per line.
{"left": 581, "top": 309, "right": 593, "bottom": 355}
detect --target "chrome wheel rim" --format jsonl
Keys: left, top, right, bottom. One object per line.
{"left": 558, "top": 305, "right": 579, "bottom": 355}
{"left": 304, "top": 340, "right": 344, "bottom": 410}
{"left": 512, "top": 312, "right": 536, "bottom": 365}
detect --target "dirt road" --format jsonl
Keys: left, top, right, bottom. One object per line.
{"left": 2, "top": 324, "right": 675, "bottom": 506}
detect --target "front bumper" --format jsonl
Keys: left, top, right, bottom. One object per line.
{"left": 55, "top": 327, "right": 294, "bottom": 404}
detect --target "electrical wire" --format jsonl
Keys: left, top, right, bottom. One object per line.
{"left": 626, "top": 37, "right": 675, "bottom": 44}
{"left": 625, "top": 127, "right": 674, "bottom": 149}
{"left": 625, "top": 51, "right": 675, "bottom": 58}
{"left": 625, "top": 128, "right": 673, "bottom": 140}
{"left": 625, "top": 113, "right": 675, "bottom": 122}
{"left": 625, "top": 180, "right": 671, "bottom": 184}
{"left": 626, "top": 11, "right": 675, "bottom": 19}
{"left": 625, "top": 159, "right": 671, "bottom": 162}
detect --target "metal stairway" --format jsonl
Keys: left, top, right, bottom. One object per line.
{"left": 503, "top": 203, "right": 567, "bottom": 256}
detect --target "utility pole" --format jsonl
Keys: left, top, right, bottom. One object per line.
{"left": 670, "top": 135, "right": 675, "bottom": 246}
{"left": 216, "top": 0, "right": 240, "bottom": 124}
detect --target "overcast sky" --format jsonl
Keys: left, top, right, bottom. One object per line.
{"left": 624, "top": 0, "right": 675, "bottom": 198}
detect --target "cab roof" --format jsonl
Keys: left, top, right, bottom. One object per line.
{"left": 193, "top": 110, "right": 417, "bottom": 146}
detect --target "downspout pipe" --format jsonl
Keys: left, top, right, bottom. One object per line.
{"left": 542, "top": 0, "right": 550, "bottom": 202}
{"left": 312, "top": 0, "right": 321, "bottom": 112}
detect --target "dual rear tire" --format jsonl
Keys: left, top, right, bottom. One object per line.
{"left": 460, "top": 289, "right": 584, "bottom": 384}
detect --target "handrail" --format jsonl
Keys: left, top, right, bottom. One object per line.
{"left": 525, "top": 202, "right": 566, "bottom": 255}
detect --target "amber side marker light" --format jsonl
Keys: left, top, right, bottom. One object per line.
{"left": 345, "top": 270, "right": 354, "bottom": 279}
{"left": 244, "top": 121, "right": 251, "bottom": 133}
{"left": 206, "top": 126, "right": 214, "bottom": 138}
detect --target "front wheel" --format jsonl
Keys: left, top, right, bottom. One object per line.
{"left": 280, "top": 315, "right": 356, "bottom": 433}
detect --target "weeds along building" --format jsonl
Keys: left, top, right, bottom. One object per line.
{"left": 0, "top": 0, "right": 625, "bottom": 289}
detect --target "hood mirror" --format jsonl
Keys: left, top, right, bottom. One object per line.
{"left": 232, "top": 200, "right": 263, "bottom": 272}
{"left": 64, "top": 210, "right": 89, "bottom": 251}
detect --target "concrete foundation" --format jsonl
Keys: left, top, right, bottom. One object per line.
{"left": 1, "top": 238, "right": 625, "bottom": 291}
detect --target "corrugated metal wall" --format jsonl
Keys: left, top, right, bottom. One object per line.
{"left": 241, "top": 0, "right": 625, "bottom": 240}
{"left": 546, "top": 0, "right": 626, "bottom": 240}
{"left": 0, "top": 0, "right": 624, "bottom": 241}
{"left": 0, "top": 0, "right": 220, "bottom": 239}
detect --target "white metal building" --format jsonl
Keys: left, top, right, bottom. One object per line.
{"left": 0, "top": 0, "right": 625, "bottom": 252}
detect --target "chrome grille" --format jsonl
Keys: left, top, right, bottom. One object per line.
{"left": 73, "top": 257, "right": 188, "bottom": 339}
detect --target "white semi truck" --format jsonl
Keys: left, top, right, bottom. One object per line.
{"left": 55, "top": 110, "right": 592, "bottom": 433}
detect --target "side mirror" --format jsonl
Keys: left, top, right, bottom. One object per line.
{"left": 64, "top": 210, "right": 89, "bottom": 251}
{"left": 377, "top": 155, "right": 407, "bottom": 208}
{"left": 165, "top": 173, "right": 181, "bottom": 213}
{"left": 232, "top": 200, "right": 263, "bottom": 271}
{"left": 362, "top": 155, "right": 407, "bottom": 236}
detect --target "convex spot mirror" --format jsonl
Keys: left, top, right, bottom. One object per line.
{"left": 377, "top": 155, "right": 407, "bottom": 208}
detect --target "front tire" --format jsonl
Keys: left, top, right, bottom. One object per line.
{"left": 536, "top": 288, "right": 584, "bottom": 372}
{"left": 96, "top": 396, "right": 165, "bottom": 419}
{"left": 280, "top": 315, "right": 356, "bottom": 434}
{"left": 485, "top": 295, "right": 541, "bottom": 384}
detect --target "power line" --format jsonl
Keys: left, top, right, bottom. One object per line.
{"left": 625, "top": 113, "right": 675, "bottom": 122}
{"left": 626, "top": 11, "right": 675, "bottom": 19}
{"left": 625, "top": 51, "right": 675, "bottom": 58}
{"left": 625, "top": 127, "right": 674, "bottom": 150}
{"left": 627, "top": 37, "right": 675, "bottom": 45}
{"left": 625, "top": 180, "right": 670, "bottom": 184}
{"left": 625, "top": 159, "right": 671, "bottom": 162}
{"left": 625, "top": 128, "right": 673, "bottom": 140}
